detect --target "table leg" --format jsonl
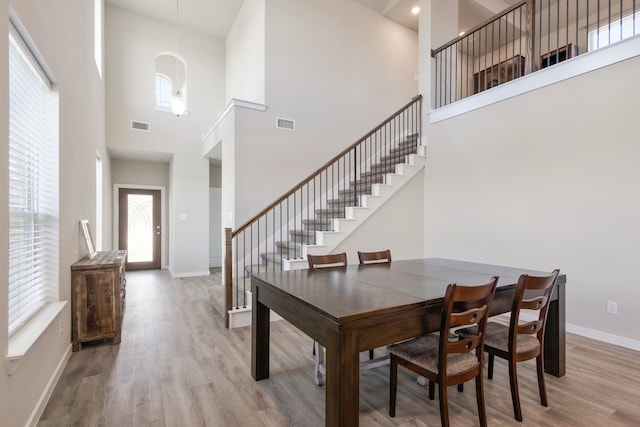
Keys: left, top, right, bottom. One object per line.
{"left": 251, "top": 284, "right": 270, "bottom": 380}
{"left": 325, "top": 329, "right": 359, "bottom": 426}
{"left": 544, "top": 280, "right": 566, "bottom": 377}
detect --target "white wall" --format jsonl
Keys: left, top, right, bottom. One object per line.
{"left": 423, "top": 44, "right": 640, "bottom": 346}
{"left": 106, "top": 5, "right": 226, "bottom": 276}
{"left": 209, "top": 187, "right": 222, "bottom": 267}
{"left": 1, "top": 1, "right": 107, "bottom": 425}
{"left": 334, "top": 171, "right": 425, "bottom": 261}
{"left": 209, "top": 164, "right": 222, "bottom": 267}
{"left": 225, "top": 0, "right": 265, "bottom": 104}
{"left": 226, "top": 0, "right": 419, "bottom": 226}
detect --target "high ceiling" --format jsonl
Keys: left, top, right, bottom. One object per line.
{"left": 353, "top": 0, "right": 420, "bottom": 31}
{"left": 104, "top": 0, "right": 516, "bottom": 39}
{"left": 105, "top": 0, "right": 244, "bottom": 38}
{"left": 104, "top": 0, "right": 422, "bottom": 38}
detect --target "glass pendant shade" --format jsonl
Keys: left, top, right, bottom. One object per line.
{"left": 171, "top": 91, "right": 186, "bottom": 116}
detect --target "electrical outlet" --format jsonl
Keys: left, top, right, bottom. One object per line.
{"left": 59, "top": 319, "right": 64, "bottom": 336}
{"left": 607, "top": 301, "right": 618, "bottom": 315}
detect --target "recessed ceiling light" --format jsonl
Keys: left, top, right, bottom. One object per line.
{"left": 411, "top": 6, "right": 420, "bottom": 15}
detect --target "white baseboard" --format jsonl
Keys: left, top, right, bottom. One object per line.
{"left": 170, "top": 270, "right": 211, "bottom": 278}
{"left": 517, "top": 312, "right": 640, "bottom": 352}
{"left": 228, "top": 307, "right": 282, "bottom": 329}
{"left": 27, "top": 343, "right": 72, "bottom": 427}
{"left": 566, "top": 324, "right": 640, "bottom": 351}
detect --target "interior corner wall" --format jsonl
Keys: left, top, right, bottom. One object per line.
{"left": 105, "top": 5, "right": 225, "bottom": 276}
{"left": 430, "top": 0, "right": 457, "bottom": 48}
{"left": 225, "top": 0, "right": 265, "bottom": 104}
{"left": 418, "top": 0, "right": 432, "bottom": 142}
{"left": 424, "top": 52, "right": 640, "bottom": 344}
{"left": 209, "top": 163, "right": 222, "bottom": 187}
{"left": 229, "top": 0, "right": 419, "bottom": 225}
{"left": 2, "top": 1, "right": 106, "bottom": 426}
{"left": 426, "top": 0, "right": 457, "bottom": 113}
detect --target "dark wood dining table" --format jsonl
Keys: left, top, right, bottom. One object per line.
{"left": 250, "top": 258, "right": 566, "bottom": 426}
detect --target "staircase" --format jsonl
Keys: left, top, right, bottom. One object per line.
{"left": 260, "top": 133, "right": 425, "bottom": 271}
{"left": 223, "top": 95, "right": 423, "bottom": 329}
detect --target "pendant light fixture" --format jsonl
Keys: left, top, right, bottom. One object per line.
{"left": 171, "top": 0, "right": 187, "bottom": 116}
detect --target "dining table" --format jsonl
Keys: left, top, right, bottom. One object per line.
{"left": 250, "top": 257, "right": 566, "bottom": 426}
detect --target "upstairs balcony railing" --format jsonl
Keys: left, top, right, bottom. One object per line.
{"left": 222, "top": 96, "right": 422, "bottom": 327}
{"left": 432, "top": 0, "right": 639, "bottom": 108}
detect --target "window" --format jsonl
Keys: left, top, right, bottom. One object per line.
{"left": 94, "top": 0, "right": 102, "bottom": 78}
{"left": 588, "top": 11, "right": 640, "bottom": 51}
{"left": 8, "top": 23, "right": 59, "bottom": 336}
{"left": 154, "top": 53, "right": 187, "bottom": 114}
{"left": 155, "top": 74, "right": 173, "bottom": 110}
{"left": 96, "top": 152, "right": 103, "bottom": 250}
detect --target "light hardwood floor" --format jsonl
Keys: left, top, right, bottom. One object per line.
{"left": 39, "top": 269, "right": 640, "bottom": 426}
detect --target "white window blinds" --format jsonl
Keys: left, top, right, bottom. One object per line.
{"left": 8, "top": 23, "right": 59, "bottom": 336}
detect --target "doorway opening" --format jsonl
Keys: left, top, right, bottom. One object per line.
{"left": 117, "top": 187, "right": 162, "bottom": 271}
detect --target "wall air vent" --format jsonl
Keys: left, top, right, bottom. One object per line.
{"left": 276, "top": 117, "right": 295, "bottom": 131}
{"left": 131, "top": 120, "right": 150, "bottom": 132}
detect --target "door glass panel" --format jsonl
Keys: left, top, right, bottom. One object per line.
{"left": 127, "top": 194, "right": 153, "bottom": 262}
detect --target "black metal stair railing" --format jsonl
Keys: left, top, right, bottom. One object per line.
{"left": 432, "top": 0, "right": 639, "bottom": 108}
{"left": 222, "top": 95, "right": 422, "bottom": 327}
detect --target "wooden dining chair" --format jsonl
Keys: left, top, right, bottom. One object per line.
{"left": 307, "top": 252, "right": 347, "bottom": 269}
{"left": 388, "top": 277, "right": 498, "bottom": 426}
{"left": 457, "top": 269, "right": 560, "bottom": 422}
{"left": 307, "top": 252, "right": 384, "bottom": 385}
{"left": 358, "top": 249, "right": 391, "bottom": 360}
{"left": 358, "top": 249, "right": 391, "bottom": 359}
{"left": 307, "top": 252, "right": 347, "bottom": 385}
{"left": 357, "top": 249, "right": 392, "bottom": 265}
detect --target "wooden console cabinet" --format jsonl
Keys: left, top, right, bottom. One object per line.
{"left": 71, "top": 250, "right": 127, "bottom": 351}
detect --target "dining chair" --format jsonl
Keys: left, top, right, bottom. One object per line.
{"left": 306, "top": 252, "right": 385, "bottom": 385}
{"left": 357, "top": 249, "right": 392, "bottom": 265}
{"left": 307, "top": 252, "right": 347, "bottom": 269}
{"left": 388, "top": 277, "right": 498, "bottom": 426}
{"left": 307, "top": 253, "right": 347, "bottom": 385}
{"left": 457, "top": 269, "right": 560, "bottom": 422}
{"left": 357, "top": 249, "right": 391, "bottom": 358}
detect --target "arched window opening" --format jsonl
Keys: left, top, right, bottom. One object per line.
{"left": 154, "top": 52, "right": 187, "bottom": 115}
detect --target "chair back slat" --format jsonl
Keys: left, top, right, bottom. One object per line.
{"left": 450, "top": 306, "right": 488, "bottom": 328}
{"left": 520, "top": 295, "right": 548, "bottom": 311}
{"left": 307, "top": 253, "right": 347, "bottom": 269}
{"left": 509, "top": 269, "right": 560, "bottom": 346}
{"left": 448, "top": 335, "right": 483, "bottom": 354}
{"left": 516, "top": 320, "right": 544, "bottom": 336}
{"left": 357, "top": 249, "right": 392, "bottom": 265}
{"left": 439, "top": 277, "right": 498, "bottom": 368}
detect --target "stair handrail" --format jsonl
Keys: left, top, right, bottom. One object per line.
{"left": 430, "top": 0, "right": 640, "bottom": 106}
{"left": 223, "top": 94, "right": 422, "bottom": 328}
{"left": 230, "top": 94, "right": 423, "bottom": 238}
{"left": 431, "top": 1, "right": 528, "bottom": 57}
{"left": 431, "top": 1, "right": 537, "bottom": 107}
